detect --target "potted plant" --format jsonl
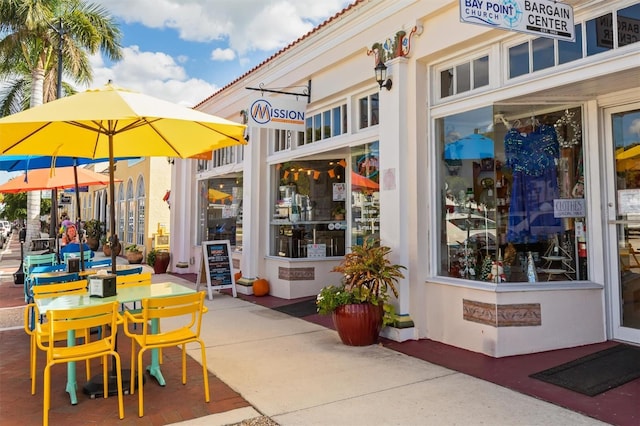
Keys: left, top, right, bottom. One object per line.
{"left": 147, "top": 248, "right": 171, "bottom": 274}
{"left": 101, "top": 234, "right": 121, "bottom": 257}
{"left": 125, "top": 244, "right": 144, "bottom": 264}
{"left": 316, "top": 237, "right": 405, "bottom": 346}
{"left": 84, "top": 219, "right": 104, "bottom": 251}
{"left": 331, "top": 205, "right": 346, "bottom": 221}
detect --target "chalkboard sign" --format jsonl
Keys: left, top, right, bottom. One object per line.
{"left": 196, "top": 240, "right": 237, "bottom": 300}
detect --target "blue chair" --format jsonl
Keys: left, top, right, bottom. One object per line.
{"left": 30, "top": 264, "right": 67, "bottom": 274}
{"left": 85, "top": 258, "right": 112, "bottom": 269}
{"left": 116, "top": 266, "right": 143, "bottom": 276}
{"left": 60, "top": 243, "right": 94, "bottom": 262}
{"left": 23, "top": 253, "right": 59, "bottom": 302}
{"left": 28, "top": 272, "right": 81, "bottom": 330}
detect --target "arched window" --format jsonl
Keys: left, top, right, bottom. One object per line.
{"left": 126, "top": 178, "right": 134, "bottom": 245}
{"left": 136, "top": 176, "right": 146, "bottom": 246}
{"left": 117, "top": 183, "right": 125, "bottom": 242}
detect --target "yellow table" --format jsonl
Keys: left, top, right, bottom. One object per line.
{"left": 35, "top": 282, "right": 196, "bottom": 404}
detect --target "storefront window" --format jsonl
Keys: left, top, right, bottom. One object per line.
{"left": 271, "top": 159, "right": 346, "bottom": 258}
{"left": 351, "top": 142, "right": 380, "bottom": 246}
{"left": 438, "top": 105, "right": 586, "bottom": 283}
{"left": 197, "top": 177, "right": 242, "bottom": 249}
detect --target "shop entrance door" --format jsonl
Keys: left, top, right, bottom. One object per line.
{"left": 606, "top": 103, "right": 640, "bottom": 344}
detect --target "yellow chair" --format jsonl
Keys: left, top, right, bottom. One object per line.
{"left": 23, "top": 279, "right": 90, "bottom": 395}
{"left": 37, "top": 301, "right": 124, "bottom": 426}
{"left": 123, "top": 291, "right": 209, "bottom": 417}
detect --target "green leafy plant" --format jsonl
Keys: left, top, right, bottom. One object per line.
{"left": 316, "top": 237, "right": 405, "bottom": 326}
{"left": 146, "top": 248, "right": 158, "bottom": 265}
{"left": 126, "top": 244, "right": 141, "bottom": 253}
{"left": 84, "top": 219, "right": 104, "bottom": 240}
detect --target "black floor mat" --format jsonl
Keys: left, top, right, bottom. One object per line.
{"left": 272, "top": 299, "right": 318, "bottom": 318}
{"left": 530, "top": 344, "right": 640, "bottom": 396}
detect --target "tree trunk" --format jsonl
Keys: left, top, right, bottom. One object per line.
{"left": 24, "top": 67, "right": 45, "bottom": 249}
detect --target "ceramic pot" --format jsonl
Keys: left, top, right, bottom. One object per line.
{"left": 332, "top": 303, "right": 383, "bottom": 346}
{"left": 86, "top": 236, "right": 100, "bottom": 251}
{"left": 153, "top": 251, "right": 171, "bottom": 274}
{"left": 126, "top": 251, "right": 144, "bottom": 264}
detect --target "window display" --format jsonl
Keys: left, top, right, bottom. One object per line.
{"left": 351, "top": 142, "right": 380, "bottom": 246}
{"left": 271, "top": 159, "right": 346, "bottom": 258}
{"left": 438, "top": 105, "right": 586, "bottom": 283}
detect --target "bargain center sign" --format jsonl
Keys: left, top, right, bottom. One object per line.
{"left": 249, "top": 97, "right": 306, "bottom": 132}
{"left": 460, "top": 0, "right": 575, "bottom": 41}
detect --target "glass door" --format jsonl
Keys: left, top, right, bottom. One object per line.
{"left": 606, "top": 104, "right": 640, "bottom": 343}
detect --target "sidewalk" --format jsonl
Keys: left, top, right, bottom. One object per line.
{"left": 0, "top": 232, "right": 623, "bottom": 425}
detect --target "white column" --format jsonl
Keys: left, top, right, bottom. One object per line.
{"left": 378, "top": 57, "right": 416, "bottom": 341}
{"left": 169, "top": 158, "right": 193, "bottom": 272}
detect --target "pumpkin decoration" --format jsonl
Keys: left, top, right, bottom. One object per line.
{"left": 252, "top": 278, "right": 269, "bottom": 297}
{"left": 234, "top": 271, "right": 242, "bottom": 282}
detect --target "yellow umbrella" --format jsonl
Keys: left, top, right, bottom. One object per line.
{"left": 0, "top": 82, "right": 247, "bottom": 274}
{"left": 208, "top": 188, "right": 232, "bottom": 203}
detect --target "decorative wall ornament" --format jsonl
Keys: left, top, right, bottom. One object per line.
{"left": 367, "top": 26, "right": 419, "bottom": 64}
{"left": 554, "top": 108, "right": 581, "bottom": 148}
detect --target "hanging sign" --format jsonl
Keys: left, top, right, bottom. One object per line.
{"left": 248, "top": 96, "right": 306, "bottom": 131}
{"left": 196, "top": 240, "right": 237, "bottom": 300}
{"left": 460, "top": 0, "right": 575, "bottom": 41}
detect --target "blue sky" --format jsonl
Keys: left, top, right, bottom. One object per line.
{"left": 0, "top": 0, "right": 353, "bottom": 185}
{"left": 87, "top": 0, "right": 354, "bottom": 106}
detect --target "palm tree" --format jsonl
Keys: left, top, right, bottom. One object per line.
{"left": 0, "top": 0, "right": 123, "bottom": 246}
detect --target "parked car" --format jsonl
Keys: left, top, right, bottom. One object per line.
{"left": 1, "top": 221, "right": 11, "bottom": 237}
{"left": 0, "top": 223, "right": 6, "bottom": 248}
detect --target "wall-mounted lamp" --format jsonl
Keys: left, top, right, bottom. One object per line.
{"left": 375, "top": 60, "right": 392, "bottom": 91}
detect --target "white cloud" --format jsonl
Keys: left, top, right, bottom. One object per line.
{"left": 211, "top": 48, "right": 236, "bottom": 61}
{"left": 87, "top": 47, "right": 217, "bottom": 107}
{"left": 94, "top": 0, "right": 352, "bottom": 54}
{"left": 85, "top": 0, "right": 351, "bottom": 104}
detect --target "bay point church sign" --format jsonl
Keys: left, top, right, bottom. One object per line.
{"left": 460, "top": 0, "right": 575, "bottom": 41}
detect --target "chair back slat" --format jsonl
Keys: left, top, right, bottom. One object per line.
{"left": 116, "top": 272, "right": 152, "bottom": 287}
{"left": 32, "top": 279, "right": 87, "bottom": 300}
{"left": 24, "top": 253, "right": 58, "bottom": 274}
{"left": 63, "top": 251, "right": 93, "bottom": 262}
{"left": 140, "top": 292, "right": 204, "bottom": 341}
{"left": 33, "top": 272, "right": 80, "bottom": 285}
{"left": 115, "top": 266, "right": 143, "bottom": 276}
{"left": 30, "top": 264, "right": 67, "bottom": 274}
{"left": 44, "top": 302, "right": 118, "bottom": 347}
{"left": 85, "top": 259, "right": 112, "bottom": 269}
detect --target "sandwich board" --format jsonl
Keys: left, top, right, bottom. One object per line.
{"left": 196, "top": 240, "right": 237, "bottom": 300}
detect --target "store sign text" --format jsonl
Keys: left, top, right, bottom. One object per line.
{"left": 553, "top": 198, "right": 585, "bottom": 218}
{"left": 249, "top": 97, "right": 306, "bottom": 132}
{"left": 460, "top": 0, "right": 575, "bottom": 41}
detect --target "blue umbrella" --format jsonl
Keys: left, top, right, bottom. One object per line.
{"left": 0, "top": 155, "right": 135, "bottom": 268}
{"left": 444, "top": 133, "right": 494, "bottom": 160}
{"left": 0, "top": 155, "right": 135, "bottom": 172}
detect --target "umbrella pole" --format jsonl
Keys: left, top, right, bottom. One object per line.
{"left": 108, "top": 140, "right": 117, "bottom": 276}
{"left": 83, "top": 133, "right": 134, "bottom": 398}
{"left": 73, "top": 159, "right": 85, "bottom": 270}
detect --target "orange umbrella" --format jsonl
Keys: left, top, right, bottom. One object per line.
{"left": 0, "top": 166, "right": 116, "bottom": 193}
{"left": 351, "top": 170, "right": 379, "bottom": 190}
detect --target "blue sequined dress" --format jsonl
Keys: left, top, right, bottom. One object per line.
{"left": 505, "top": 124, "right": 563, "bottom": 243}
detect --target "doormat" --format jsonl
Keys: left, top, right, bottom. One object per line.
{"left": 272, "top": 298, "right": 318, "bottom": 318}
{"left": 530, "top": 344, "right": 640, "bottom": 396}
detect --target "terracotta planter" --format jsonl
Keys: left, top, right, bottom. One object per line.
{"left": 126, "top": 251, "right": 144, "bottom": 264}
{"left": 103, "top": 243, "right": 121, "bottom": 257}
{"left": 86, "top": 236, "right": 100, "bottom": 251}
{"left": 153, "top": 251, "right": 171, "bottom": 274}
{"left": 331, "top": 303, "right": 384, "bottom": 346}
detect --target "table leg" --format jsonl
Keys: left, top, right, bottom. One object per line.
{"left": 146, "top": 318, "right": 166, "bottom": 386}
{"left": 66, "top": 330, "right": 78, "bottom": 405}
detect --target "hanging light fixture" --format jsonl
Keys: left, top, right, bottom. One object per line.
{"left": 375, "top": 60, "right": 392, "bottom": 91}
